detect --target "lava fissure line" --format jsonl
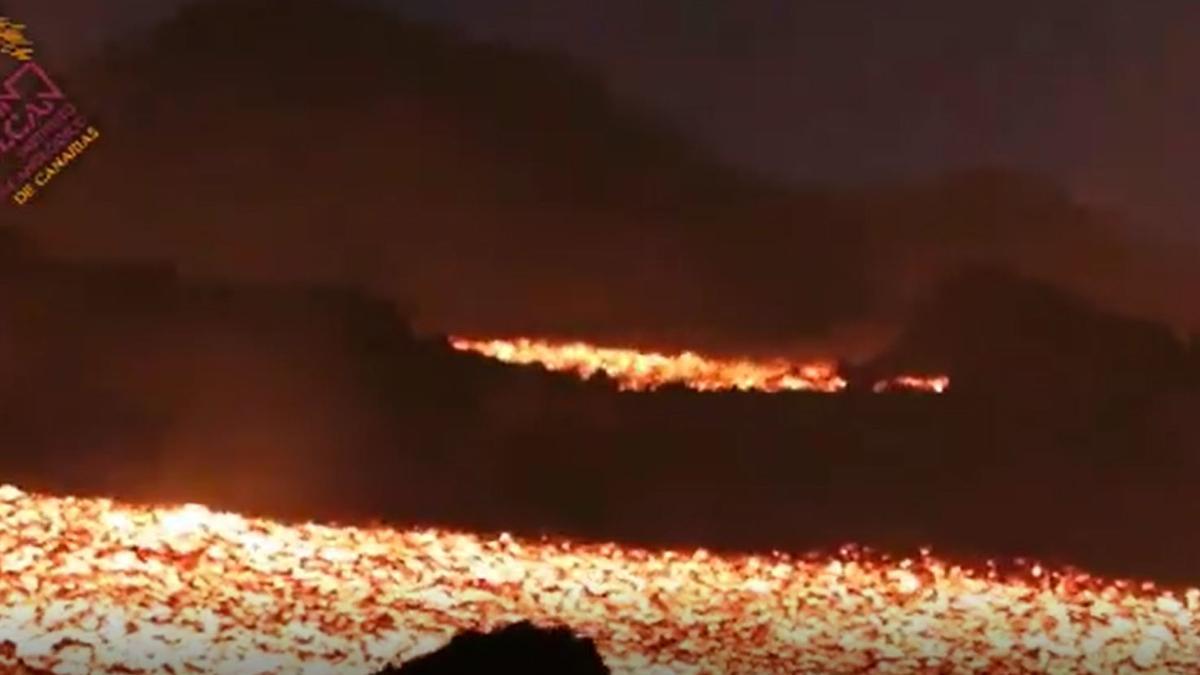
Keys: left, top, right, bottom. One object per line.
{"left": 449, "top": 337, "right": 950, "bottom": 395}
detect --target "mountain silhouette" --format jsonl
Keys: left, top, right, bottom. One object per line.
{"left": 5, "top": 0, "right": 1185, "bottom": 354}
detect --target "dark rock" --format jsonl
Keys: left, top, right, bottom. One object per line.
{"left": 378, "top": 622, "right": 609, "bottom": 675}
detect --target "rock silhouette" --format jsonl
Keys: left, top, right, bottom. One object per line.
{"left": 377, "top": 622, "right": 609, "bottom": 675}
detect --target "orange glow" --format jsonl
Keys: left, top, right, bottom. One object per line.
{"left": 450, "top": 337, "right": 952, "bottom": 395}
{"left": 0, "top": 485, "right": 1196, "bottom": 674}
{"left": 873, "top": 374, "right": 952, "bottom": 394}
{"left": 449, "top": 337, "right": 849, "bottom": 393}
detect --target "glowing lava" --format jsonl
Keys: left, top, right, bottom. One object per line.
{"left": 0, "top": 485, "right": 1195, "bottom": 674}
{"left": 449, "top": 337, "right": 951, "bottom": 395}
{"left": 448, "top": 337, "right": 849, "bottom": 393}
{"left": 873, "top": 375, "right": 953, "bottom": 394}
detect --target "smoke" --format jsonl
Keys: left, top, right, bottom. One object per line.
{"left": 0, "top": 240, "right": 417, "bottom": 518}
{"left": 1, "top": 0, "right": 1192, "bottom": 361}
{"left": 1, "top": 0, "right": 1199, "bottom": 583}
{"left": 2, "top": 228, "right": 1200, "bottom": 583}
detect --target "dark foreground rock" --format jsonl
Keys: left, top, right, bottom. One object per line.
{"left": 378, "top": 622, "right": 609, "bottom": 675}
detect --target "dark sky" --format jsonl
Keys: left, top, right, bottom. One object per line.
{"left": 11, "top": 0, "right": 1195, "bottom": 247}
{"left": 399, "top": 0, "right": 1199, "bottom": 248}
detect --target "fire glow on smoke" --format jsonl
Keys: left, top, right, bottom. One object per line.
{"left": 0, "top": 486, "right": 1196, "bottom": 674}
{"left": 449, "top": 337, "right": 949, "bottom": 395}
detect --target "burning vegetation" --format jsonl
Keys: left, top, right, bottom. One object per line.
{"left": 0, "top": 485, "right": 1196, "bottom": 674}
{"left": 449, "top": 337, "right": 949, "bottom": 395}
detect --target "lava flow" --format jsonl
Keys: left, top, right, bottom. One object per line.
{"left": 449, "top": 337, "right": 855, "bottom": 393}
{"left": 0, "top": 485, "right": 1196, "bottom": 674}
{"left": 874, "top": 375, "right": 953, "bottom": 394}
{"left": 449, "top": 337, "right": 951, "bottom": 395}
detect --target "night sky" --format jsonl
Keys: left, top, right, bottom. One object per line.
{"left": 9, "top": 0, "right": 1199, "bottom": 249}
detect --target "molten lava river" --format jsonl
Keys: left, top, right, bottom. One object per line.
{"left": 0, "top": 486, "right": 1196, "bottom": 674}
{"left": 449, "top": 337, "right": 949, "bottom": 395}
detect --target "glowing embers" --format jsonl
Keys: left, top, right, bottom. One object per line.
{"left": 449, "top": 337, "right": 848, "bottom": 393}
{"left": 873, "top": 374, "right": 952, "bottom": 394}
{"left": 450, "top": 336, "right": 952, "bottom": 395}
{"left": 0, "top": 485, "right": 1196, "bottom": 674}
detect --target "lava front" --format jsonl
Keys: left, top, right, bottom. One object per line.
{"left": 0, "top": 486, "right": 1196, "bottom": 674}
